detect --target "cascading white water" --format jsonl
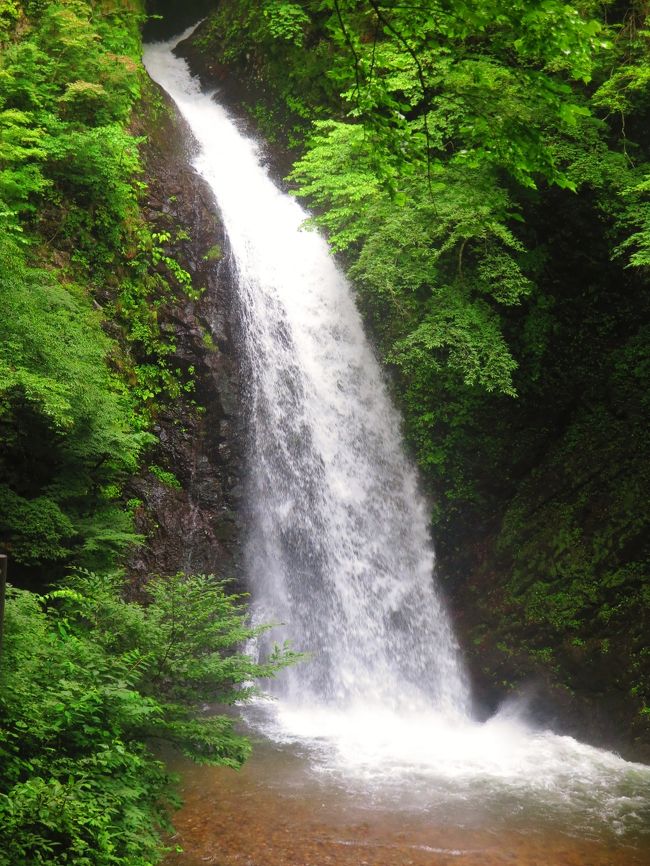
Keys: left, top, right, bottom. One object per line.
{"left": 143, "top": 32, "right": 650, "bottom": 837}
{"left": 144, "top": 28, "right": 469, "bottom": 719}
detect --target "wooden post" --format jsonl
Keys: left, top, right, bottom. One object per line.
{"left": 0, "top": 555, "right": 7, "bottom": 661}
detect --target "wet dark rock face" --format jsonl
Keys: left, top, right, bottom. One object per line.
{"left": 127, "top": 83, "right": 243, "bottom": 588}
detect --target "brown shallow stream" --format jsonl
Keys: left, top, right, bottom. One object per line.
{"left": 163, "top": 733, "right": 650, "bottom": 866}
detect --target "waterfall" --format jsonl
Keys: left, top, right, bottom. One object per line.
{"left": 144, "top": 30, "right": 469, "bottom": 719}
{"left": 143, "top": 34, "right": 650, "bottom": 841}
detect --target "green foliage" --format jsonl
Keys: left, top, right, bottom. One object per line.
{"left": 389, "top": 294, "right": 519, "bottom": 396}
{"left": 262, "top": 1, "right": 309, "bottom": 45}
{"left": 0, "top": 0, "right": 204, "bottom": 575}
{"left": 280, "top": 0, "right": 604, "bottom": 402}
{"left": 289, "top": 123, "right": 530, "bottom": 395}
{"left": 114, "top": 223, "right": 198, "bottom": 412}
{"left": 498, "top": 326, "right": 650, "bottom": 637}
{"left": 0, "top": 487, "right": 74, "bottom": 564}
{"left": 202, "top": 242, "right": 223, "bottom": 261}
{"left": 0, "top": 231, "right": 148, "bottom": 569}
{"left": 0, "top": 572, "right": 298, "bottom": 865}
{"left": 148, "top": 464, "right": 181, "bottom": 489}
{"left": 0, "top": 1, "right": 19, "bottom": 40}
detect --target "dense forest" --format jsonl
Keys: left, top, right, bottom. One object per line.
{"left": 0, "top": 0, "right": 649, "bottom": 863}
